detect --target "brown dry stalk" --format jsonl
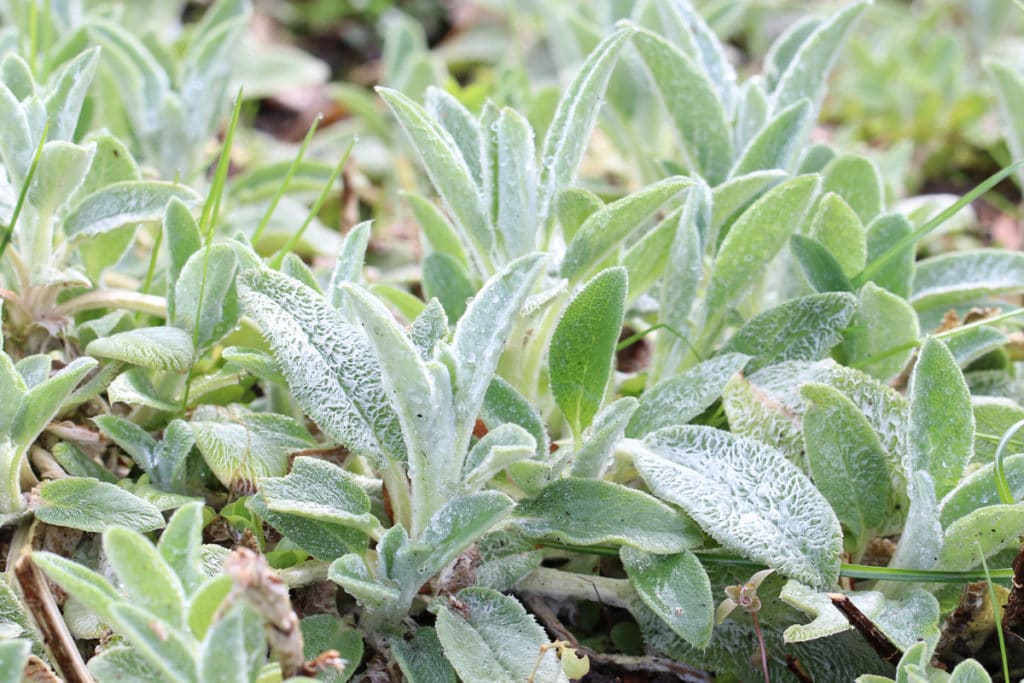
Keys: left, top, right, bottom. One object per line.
{"left": 1003, "top": 545, "right": 1024, "bottom": 637}
{"left": 828, "top": 593, "right": 902, "bottom": 663}
{"left": 14, "top": 552, "right": 93, "bottom": 683}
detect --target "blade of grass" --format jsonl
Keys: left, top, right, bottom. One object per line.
{"left": 267, "top": 137, "right": 354, "bottom": 270}
{"left": 978, "top": 546, "right": 1011, "bottom": 683}
{"left": 0, "top": 119, "right": 50, "bottom": 265}
{"left": 180, "top": 89, "right": 244, "bottom": 410}
{"left": 993, "top": 419, "right": 1024, "bottom": 505}
{"left": 250, "top": 114, "right": 322, "bottom": 245}
{"left": 850, "top": 307, "right": 1024, "bottom": 371}
{"left": 539, "top": 541, "right": 1015, "bottom": 582}
{"left": 853, "top": 160, "right": 1024, "bottom": 288}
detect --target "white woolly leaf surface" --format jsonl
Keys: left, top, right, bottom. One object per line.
{"left": 635, "top": 425, "right": 842, "bottom": 588}
{"left": 238, "top": 268, "right": 405, "bottom": 465}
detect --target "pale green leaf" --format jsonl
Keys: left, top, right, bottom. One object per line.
{"left": 722, "top": 292, "right": 857, "bottom": 372}
{"left": 707, "top": 175, "right": 820, "bottom": 313}
{"left": 550, "top": 267, "right": 627, "bottom": 437}
{"left": 158, "top": 502, "right": 206, "bottom": 596}
{"left": 571, "top": 397, "right": 638, "bottom": 479}
{"left": 0, "top": 640, "right": 30, "bottom": 683}
{"left": 911, "top": 249, "right": 1024, "bottom": 312}
{"left": 513, "top": 478, "right": 702, "bottom": 553}
{"left": 107, "top": 603, "right": 198, "bottom": 683}
{"left": 838, "top": 283, "right": 919, "bottom": 381}
{"left": 391, "top": 627, "right": 456, "bottom": 683}
{"left": 821, "top": 155, "right": 884, "bottom": 224}
{"left": 560, "top": 177, "right": 690, "bottom": 282}
{"left": 627, "top": 353, "right": 749, "bottom": 438}
{"left": 63, "top": 181, "right": 201, "bottom": 241}
{"left": 730, "top": 99, "right": 812, "bottom": 176}
{"left": 463, "top": 423, "right": 536, "bottom": 491}
{"left": 802, "top": 383, "right": 892, "bottom": 541}
{"left": 864, "top": 213, "right": 914, "bottom": 299}
{"left": 634, "top": 426, "right": 843, "bottom": 588}
{"left": 174, "top": 245, "right": 241, "bottom": 353}
{"left": 13, "top": 357, "right": 96, "bottom": 449}
{"left": 621, "top": 547, "right": 712, "bottom": 648}
{"left": 907, "top": 338, "right": 973, "bottom": 500}
{"left": 631, "top": 27, "right": 732, "bottom": 184}
{"left": 940, "top": 454, "right": 1024, "bottom": 527}
{"left": 190, "top": 405, "right": 314, "bottom": 490}
{"left": 104, "top": 526, "right": 186, "bottom": 627}
{"left": 790, "top": 234, "right": 854, "bottom": 292}
{"left": 494, "top": 107, "right": 538, "bottom": 260}
{"left": 436, "top": 588, "right": 567, "bottom": 683}
{"left": 238, "top": 268, "right": 406, "bottom": 465}
{"left": 35, "top": 477, "right": 164, "bottom": 533}
{"left": 301, "top": 614, "right": 364, "bottom": 683}
{"left": 537, "top": 27, "right": 633, "bottom": 224}
{"left": 939, "top": 504, "right": 1024, "bottom": 572}
{"left": 811, "top": 192, "right": 866, "bottom": 277}
{"left": 86, "top": 326, "right": 194, "bottom": 372}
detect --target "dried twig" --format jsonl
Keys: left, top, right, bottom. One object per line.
{"left": 828, "top": 593, "right": 902, "bottom": 663}
{"left": 14, "top": 552, "right": 93, "bottom": 683}
{"left": 1003, "top": 545, "right": 1024, "bottom": 638}
{"left": 523, "top": 593, "right": 713, "bottom": 683}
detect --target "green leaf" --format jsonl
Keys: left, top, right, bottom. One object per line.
{"left": 571, "top": 397, "right": 638, "bottom": 479}
{"left": 945, "top": 327, "right": 1009, "bottom": 368}
{"left": 190, "top": 406, "right": 314, "bottom": 491}
{"left": 0, "top": 640, "right": 29, "bottom": 683}
{"left": 327, "top": 221, "right": 372, "bottom": 309}
{"left": 864, "top": 213, "right": 915, "bottom": 298}
{"left": 45, "top": 46, "right": 101, "bottom": 141}
{"left": 707, "top": 175, "right": 820, "bottom": 314}
{"left": 107, "top": 603, "right": 198, "bottom": 683}
{"left": 301, "top": 614, "right": 364, "bottom": 683}
{"left": 494, "top": 107, "right": 538, "bottom": 260}
{"left": 86, "top": 326, "right": 194, "bottom": 372}
{"left": 174, "top": 245, "right": 241, "bottom": 353}
{"left": 538, "top": 27, "right": 633, "bottom": 224}
{"left": 33, "top": 551, "right": 120, "bottom": 623}
{"left": 27, "top": 141, "right": 92, "bottom": 215}
{"left": 631, "top": 27, "right": 732, "bottom": 185}
{"left": 790, "top": 234, "right": 854, "bottom": 292}
{"left": 425, "top": 87, "right": 481, "bottom": 181}
{"left": 328, "top": 554, "right": 400, "bottom": 607}
{"left": 404, "top": 192, "right": 468, "bottom": 268}
{"left": 158, "top": 502, "right": 206, "bottom": 596}
{"left": 238, "top": 268, "right": 406, "bottom": 466}
{"left": 710, "top": 170, "right": 787, "bottom": 242}
{"left": 199, "top": 604, "right": 264, "bottom": 683}
{"left": 436, "top": 588, "right": 568, "bottom": 683}
{"left": 911, "top": 249, "right": 1024, "bottom": 312}
{"left": 801, "top": 383, "right": 892, "bottom": 542}
{"left": 940, "top": 454, "right": 1024, "bottom": 527}
{"left": 12, "top": 357, "right": 96, "bottom": 450}
{"left": 104, "top": 526, "right": 186, "bottom": 627}
{"left": 391, "top": 627, "right": 456, "bottom": 683}
{"left": 560, "top": 177, "right": 690, "bottom": 282}
{"left": 257, "top": 457, "right": 379, "bottom": 558}
{"left": 512, "top": 478, "right": 701, "bottom": 553}
{"left": 482, "top": 376, "right": 550, "bottom": 460}
{"left": 550, "top": 267, "right": 627, "bottom": 437}
{"left": 908, "top": 338, "right": 974, "bottom": 500}
{"left": 821, "top": 155, "right": 884, "bottom": 224}
{"left": 635, "top": 426, "right": 843, "bottom": 588}
{"left": 164, "top": 198, "right": 201, "bottom": 320}
{"left": 939, "top": 504, "right": 1024, "bottom": 571}
{"left": 35, "top": 477, "right": 164, "bottom": 533}
{"left": 378, "top": 87, "right": 492, "bottom": 274}
{"left": 555, "top": 188, "right": 603, "bottom": 244}
{"left": 408, "top": 300, "right": 448, "bottom": 361}
{"left": 987, "top": 59, "right": 1024, "bottom": 188}
{"left": 450, "top": 254, "right": 546, "bottom": 446}
{"left": 422, "top": 252, "right": 474, "bottom": 322}
{"left": 628, "top": 353, "right": 749, "bottom": 438}
{"left": 722, "top": 292, "right": 857, "bottom": 372}
{"left": 463, "top": 423, "right": 536, "bottom": 491}
{"left": 730, "top": 99, "right": 812, "bottom": 176}
{"left": 188, "top": 575, "right": 233, "bottom": 640}
{"left": 888, "top": 471, "right": 943, "bottom": 577}
{"left": 949, "top": 659, "right": 993, "bottom": 683}
{"left": 395, "top": 492, "right": 514, "bottom": 582}
{"left": 63, "top": 181, "right": 201, "bottom": 241}
{"left": 621, "top": 548, "right": 713, "bottom": 648}
{"left": 810, "top": 192, "right": 866, "bottom": 277}
{"left": 838, "top": 283, "right": 919, "bottom": 381}
{"left": 770, "top": 2, "right": 868, "bottom": 116}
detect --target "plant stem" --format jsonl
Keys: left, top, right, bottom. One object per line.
{"left": 54, "top": 290, "right": 166, "bottom": 318}
{"left": 750, "top": 612, "right": 771, "bottom": 683}
{"left": 515, "top": 567, "right": 634, "bottom": 609}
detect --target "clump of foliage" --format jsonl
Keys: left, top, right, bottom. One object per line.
{"left": 0, "top": 0, "right": 1023, "bottom": 681}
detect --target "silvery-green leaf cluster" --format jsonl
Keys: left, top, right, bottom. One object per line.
{"left": 0, "top": 0, "right": 1021, "bottom": 680}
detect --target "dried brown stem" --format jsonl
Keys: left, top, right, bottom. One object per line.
{"left": 1002, "top": 545, "right": 1024, "bottom": 638}
{"left": 522, "top": 593, "right": 712, "bottom": 683}
{"left": 14, "top": 552, "right": 93, "bottom": 683}
{"left": 828, "top": 592, "right": 902, "bottom": 663}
